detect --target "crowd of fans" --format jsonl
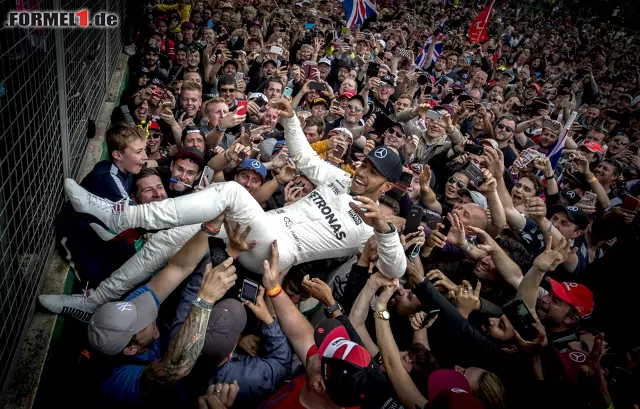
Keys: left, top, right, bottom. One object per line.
{"left": 37, "top": 0, "right": 640, "bottom": 407}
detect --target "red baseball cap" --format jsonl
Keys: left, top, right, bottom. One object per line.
{"left": 339, "top": 90, "right": 356, "bottom": 99}
{"left": 580, "top": 141, "right": 604, "bottom": 155}
{"left": 427, "top": 369, "right": 471, "bottom": 401}
{"left": 528, "top": 83, "right": 541, "bottom": 93}
{"left": 547, "top": 278, "right": 594, "bottom": 318}
{"left": 148, "top": 121, "right": 161, "bottom": 132}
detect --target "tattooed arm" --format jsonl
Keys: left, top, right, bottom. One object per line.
{"left": 139, "top": 257, "right": 238, "bottom": 392}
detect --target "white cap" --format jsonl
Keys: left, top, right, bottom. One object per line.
{"left": 377, "top": 39, "right": 386, "bottom": 49}
{"left": 318, "top": 57, "right": 332, "bottom": 66}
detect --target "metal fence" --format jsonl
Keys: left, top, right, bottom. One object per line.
{"left": 0, "top": 0, "right": 126, "bottom": 401}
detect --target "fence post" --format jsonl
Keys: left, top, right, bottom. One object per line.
{"left": 53, "top": 0, "right": 70, "bottom": 179}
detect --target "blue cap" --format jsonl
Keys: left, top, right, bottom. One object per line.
{"left": 365, "top": 146, "right": 403, "bottom": 183}
{"left": 238, "top": 158, "right": 267, "bottom": 181}
{"left": 272, "top": 140, "right": 286, "bottom": 154}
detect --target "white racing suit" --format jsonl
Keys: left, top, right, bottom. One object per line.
{"left": 91, "top": 116, "right": 406, "bottom": 305}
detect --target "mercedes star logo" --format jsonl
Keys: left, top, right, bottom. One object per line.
{"left": 374, "top": 148, "right": 388, "bottom": 159}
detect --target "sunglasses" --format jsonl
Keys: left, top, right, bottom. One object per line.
{"left": 219, "top": 88, "right": 235, "bottom": 94}
{"left": 497, "top": 123, "right": 515, "bottom": 133}
{"left": 148, "top": 132, "right": 161, "bottom": 139}
{"left": 386, "top": 128, "right": 405, "bottom": 138}
{"left": 447, "top": 176, "right": 466, "bottom": 189}
{"left": 347, "top": 103, "right": 363, "bottom": 112}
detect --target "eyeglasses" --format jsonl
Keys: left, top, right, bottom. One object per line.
{"left": 219, "top": 88, "right": 235, "bottom": 94}
{"left": 386, "top": 128, "right": 405, "bottom": 138}
{"left": 447, "top": 176, "right": 466, "bottom": 189}
{"left": 497, "top": 123, "right": 514, "bottom": 133}
{"left": 347, "top": 103, "right": 363, "bottom": 112}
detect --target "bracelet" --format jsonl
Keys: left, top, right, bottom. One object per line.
{"left": 267, "top": 284, "right": 282, "bottom": 298}
{"left": 462, "top": 240, "right": 472, "bottom": 250}
{"left": 201, "top": 222, "right": 221, "bottom": 236}
{"left": 544, "top": 173, "right": 554, "bottom": 179}
{"left": 192, "top": 296, "right": 215, "bottom": 311}
{"left": 587, "top": 176, "right": 597, "bottom": 183}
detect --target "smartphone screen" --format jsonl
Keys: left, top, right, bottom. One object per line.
{"left": 236, "top": 100, "right": 248, "bottom": 116}
{"left": 502, "top": 298, "right": 538, "bottom": 341}
{"left": 240, "top": 279, "right": 259, "bottom": 304}
{"left": 309, "top": 81, "right": 326, "bottom": 91}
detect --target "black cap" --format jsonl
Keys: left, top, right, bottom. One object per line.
{"left": 176, "top": 43, "right": 187, "bottom": 51}
{"left": 147, "top": 77, "right": 166, "bottom": 88}
{"left": 174, "top": 146, "right": 205, "bottom": 170}
{"left": 145, "top": 44, "right": 160, "bottom": 55}
{"left": 339, "top": 59, "right": 355, "bottom": 70}
{"left": 551, "top": 204, "right": 589, "bottom": 230}
{"left": 223, "top": 59, "right": 239, "bottom": 69}
{"left": 379, "top": 74, "right": 396, "bottom": 87}
{"left": 561, "top": 189, "right": 581, "bottom": 206}
{"left": 365, "top": 146, "right": 403, "bottom": 183}
{"left": 457, "top": 94, "right": 473, "bottom": 104}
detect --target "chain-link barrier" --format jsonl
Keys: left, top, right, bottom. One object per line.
{"left": 0, "top": 0, "right": 126, "bottom": 401}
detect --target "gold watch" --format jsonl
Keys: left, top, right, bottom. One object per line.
{"left": 373, "top": 310, "right": 390, "bottom": 320}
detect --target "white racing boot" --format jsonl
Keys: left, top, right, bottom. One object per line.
{"left": 64, "top": 179, "right": 131, "bottom": 234}
{"left": 38, "top": 286, "right": 99, "bottom": 323}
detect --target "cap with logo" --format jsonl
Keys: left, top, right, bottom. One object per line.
{"left": 580, "top": 141, "right": 604, "bottom": 156}
{"left": 365, "top": 146, "right": 403, "bottom": 183}
{"left": 88, "top": 291, "right": 158, "bottom": 355}
{"left": 550, "top": 204, "right": 589, "bottom": 230}
{"left": 238, "top": 158, "right": 267, "bottom": 180}
{"left": 329, "top": 127, "right": 353, "bottom": 145}
{"left": 145, "top": 43, "right": 160, "bottom": 55}
{"left": 202, "top": 299, "right": 247, "bottom": 364}
{"left": 428, "top": 370, "right": 484, "bottom": 409}
{"left": 148, "top": 121, "right": 161, "bottom": 132}
{"left": 561, "top": 189, "right": 581, "bottom": 206}
{"left": 379, "top": 74, "right": 396, "bottom": 88}
{"left": 175, "top": 146, "right": 205, "bottom": 170}
{"left": 457, "top": 189, "right": 488, "bottom": 210}
{"left": 547, "top": 278, "right": 594, "bottom": 318}
{"left": 314, "top": 318, "right": 375, "bottom": 406}
{"left": 248, "top": 92, "right": 269, "bottom": 105}
{"left": 147, "top": 77, "right": 166, "bottom": 88}
{"left": 272, "top": 140, "right": 287, "bottom": 154}
{"left": 318, "top": 57, "right": 332, "bottom": 66}
{"left": 311, "top": 97, "right": 329, "bottom": 109}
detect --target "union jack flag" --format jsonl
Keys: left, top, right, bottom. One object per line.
{"left": 342, "top": 0, "right": 377, "bottom": 29}
{"left": 415, "top": 35, "right": 443, "bottom": 69}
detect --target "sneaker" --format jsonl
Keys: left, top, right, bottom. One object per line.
{"left": 89, "top": 223, "right": 117, "bottom": 241}
{"left": 64, "top": 179, "right": 130, "bottom": 234}
{"left": 123, "top": 44, "right": 136, "bottom": 56}
{"left": 38, "top": 291, "right": 100, "bottom": 323}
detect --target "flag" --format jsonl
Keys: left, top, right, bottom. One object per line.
{"left": 469, "top": 1, "right": 494, "bottom": 44}
{"left": 415, "top": 34, "right": 443, "bottom": 68}
{"left": 342, "top": 0, "right": 377, "bottom": 29}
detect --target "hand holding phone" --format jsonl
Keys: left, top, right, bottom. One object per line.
{"left": 240, "top": 279, "right": 260, "bottom": 304}
{"left": 236, "top": 100, "right": 248, "bottom": 116}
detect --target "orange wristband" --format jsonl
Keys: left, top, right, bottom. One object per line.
{"left": 267, "top": 284, "right": 282, "bottom": 298}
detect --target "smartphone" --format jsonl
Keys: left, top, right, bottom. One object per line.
{"left": 502, "top": 298, "right": 538, "bottom": 342}
{"left": 366, "top": 62, "right": 380, "bottom": 78}
{"left": 578, "top": 191, "right": 597, "bottom": 208}
{"left": 309, "top": 81, "right": 326, "bottom": 91}
{"left": 236, "top": 100, "right": 248, "bottom": 116}
{"left": 397, "top": 171, "right": 414, "bottom": 189}
{"left": 420, "top": 309, "right": 440, "bottom": 329}
{"left": 426, "top": 110, "right": 444, "bottom": 121}
{"left": 397, "top": 49, "right": 411, "bottom": 58}
{"left": 208, "top": 237, "right": 228, "bottom": 265}
{"left": 240, "top": 278, "right": 260, "bottom": 304}
{"left": 280, "top": 60, "right": 290, "bottom": 69}
{"left": 622, "top": 194, "right": 640, "bottom": 211}
{"left": 235, "top": 72, "right": 245, "bottom": 81}
{"left": 439, "top": 216, "right": 453, "bottom": 236}
{"left": 405, "top": 205, "right": 422, "bottom": 234}
{"left": 518, "top": 149, "right": 539, "bottom": 168}
{"left": 269, "top": 45, "right": 283, "bottom": 55}
{"left": 199, "top": 166, "right": 214, "bottom": 187}
{"left": 464, "top": 144, "right": 484, "bottom": 156}
{"left": 304, "top": 23, "right": 316, "bottom": 29}
{"left": 283, "top": 87, "right": 293, "bottom": 97}
{"left": 462, "top": 161, "right": 485, "bottom": 186}
{"left": 301, "top": 61, "right": 318, "bottom": 79}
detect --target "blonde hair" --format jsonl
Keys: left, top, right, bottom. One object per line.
{"left": 203, "top": 97, "right": 227, "bottom": 116}
{"left": 181, "top": 79, "right": 202, "bottom": 95}
{"left": 475, "top": 371, "right": 507, "bottom": 409}
{"left": 106, "top": 123, "right": 146, "bottom": 158}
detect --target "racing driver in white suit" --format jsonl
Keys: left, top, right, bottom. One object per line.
{"left": 39, "top": 98, "right": 407, "bottom": 320}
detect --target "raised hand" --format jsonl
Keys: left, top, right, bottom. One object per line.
{"left": 453, "top": 280, "right": 481, "bottom": 319}
{"left": 244, "top": 286, "right": 274, "bottom": 324}
{"left": 426, "top": 269, "right": 457, "bottom": 292}
{"left": 223, "top": 220, "right": 257, "bottom": 258}
{"left": 533, "top": 236, "right": 576, "bottom": 272}
{"left": 302, "top": 275, "right": 335, "bottom": 307}
{"left": 269, "top": 97, "right": 295, "bottom": 118}
{"left": 349, "top": 196, "right": 391, "bottom": 233}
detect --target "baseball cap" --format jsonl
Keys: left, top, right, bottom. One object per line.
{"left": 501, "top": 69, "right": 515, "bottom": 78}
{"left": 427, "top": 369, "right": 471, "bottom": 401}
{"left": 457, "top": 94, "right": 473, "bottom": 104}
{"left": 262, "top": 59, "right": 278, "bottom": 68}
{"left": 329, "top": 127, "right": 353, "bottom": 144}
{"left": 379, "top": 74, "right": 396, "bottom": 88}
{"left": 580, "top": 141, "right": 604, "bottom": 156}
{"left": 202, "top": 299, "right": 247, "bottom": 364}
{"left": 457, "top": 188, "right": 488, "bottom": 210}
{"left": 366, "top": 146, "right": 403, "bottom": 183}
{"left": 550, "top": 204, "right": 589, "bottom": 230}
{"left": 147, "top": 77, "right": 166, "bottom": 88}
{"left": 528, "top": 83, "right": 541, "bottom": 93}
{"left": 547, "top": 278, "right": 594, "bottom": 318}
{"left": 478, "top": 138, "right": 499, "bottom": 150}
{"left": 377, "top": 39, "right": 386, "bottom": 49}
{"left": 238, "top": 158, "right": 267, "bottom": 180}
{"left": 248, "top": 92, "right": 268, "bottom": 104}
{"left": 148, "top": 121, "right": 161, "bottom": 132}
{"left": 561, "top": 189, "right": 581, "bottom": 206}
{"left": 88, "top": 291, "right": 158, "bottom": 355}
{"left": 339, "top": 90, "right": 356, "bottom": 99}
{"left": 315, "top": 318, "right": 375, "bottom": 406}
{"left": 272, "top": 140, "right": 287, "bottom": 154}
{"left": 318, "top": 57, "right": 332, "bottom": 66}
{"left": 223, "top": 59, "right": 239, "bottom": 69}
{"left": 145, "top": 44, "right": 160, "bottom": 55}
{"left": 347, "top": 93, "right": 365, "bottom": 107}
{"left": 311, "top": 97, "right": 329, "bottom": 108}
{"left": 247, "top": 37, "right": 261, "bottom": 45}
{"left": 181, "top": 21, "right": 195, "bottom": 30}
{"left": 175, "top": 146, "right": 205, "bottom": 170}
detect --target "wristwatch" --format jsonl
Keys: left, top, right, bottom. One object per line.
{"left": 373, "top": 310, "right": 390, "bottom": 320}
{"left": 215, "top": 124, "right": 226, "bottom": 133}
{"left": 193, "top": 296, "right": 215, "bottom": 311}
{"left": 376, "top": 221, "right": 397, "bottom": 234}
{"left": 324, "top": 302, "right": 344, "bottom": 318}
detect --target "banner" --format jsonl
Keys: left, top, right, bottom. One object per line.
{"left": 469, "top": 1, "right": 494, "bottom": 44}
